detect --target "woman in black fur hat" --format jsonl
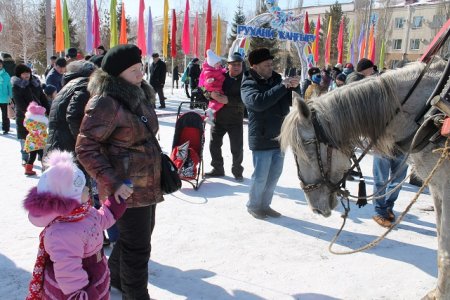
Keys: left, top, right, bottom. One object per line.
{"left": 76, "top": 44, "right": 161, "bottom": 300}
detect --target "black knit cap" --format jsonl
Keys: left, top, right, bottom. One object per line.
{"left": 356, "top": 58, "right": 374, "bottom": 72}
{"left": 89, "top": 55, "right": 104, "bottom": 68}
{"left": 67, "top": 47, "right": 77, "bottom": 58}
{"left": 15, "top": 63, "right": 32, "bottom": 77}
{"left": 101, "top": 44, "right": 142, "bottom": 77}
{"left": 248, "top": 48, "right": 274, "bottom": 66}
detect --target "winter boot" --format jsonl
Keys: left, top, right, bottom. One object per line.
{"left": 25, "top": 164, "right": 36, "bottom": 176}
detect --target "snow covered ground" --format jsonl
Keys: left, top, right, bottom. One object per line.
{"left": 0, "top": 84, "right": 439, "bottom": 299}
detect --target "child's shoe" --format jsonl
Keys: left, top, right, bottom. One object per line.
{"left": 25, "top": 164, "right": 36, "bottom": 176}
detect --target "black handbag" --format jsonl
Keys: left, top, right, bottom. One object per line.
{"left": 138, "top": 114, "right": 181, "bottom": 194}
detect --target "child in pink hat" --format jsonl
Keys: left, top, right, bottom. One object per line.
{"left": 23, "top": 101, "right": 48, "bottom": 175}
{"left": 23, "top": 150, "right": 127, "bottom": 299}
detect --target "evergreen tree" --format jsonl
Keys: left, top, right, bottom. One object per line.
{"left": 249, "top": 2, "right": 280, "bottom": 69}
{"left": 34, "top": 0, "right": 48, "bottom": 74}
{"left": 227, "top": 5, "right": 246, "bottom": 49}
{"left": 321, "top": 1, "right": 349, "bottom": 67}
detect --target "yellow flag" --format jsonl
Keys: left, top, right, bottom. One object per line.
{"left": 162, "top": 0, "right": 169, "bottom": 58}
{"left": 215, "top": 15, "right": 221, "bottom": 56}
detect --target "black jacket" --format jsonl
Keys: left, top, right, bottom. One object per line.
{"left": 46, "top": 68, "right": 64, "bottom": 92}
{"left": 215, "top": 72, "right": 245, "bottom": 125}
{"left": 47, "top": 76, "right": 90, "bottom": 153}
{"left": 11, "top": 75, "right": 50, "bottom": 139}
{"left": 149, "top": 59, "right": 167, "bottom": 88}
{"left": 188, "top": 63, "right": 201, "bottom": 89}
{"left": 241, "top": 69, "right": 298, "bottom": 150}
{"left": 3, "top": 58, "right": 16, "bottom": 77}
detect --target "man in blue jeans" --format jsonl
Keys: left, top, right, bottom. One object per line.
{"left": 241, "top": 48, "right": 300, "bottom": 219}
{"left": 372, "top": 153, "right": 408, "bottom": 227}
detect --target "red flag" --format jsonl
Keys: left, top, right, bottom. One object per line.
{"left": 205, "top": 0, "right": 212, "bottom": 57}
{"left": 137, "top": 0, "right": 146, "bottom": 54}
{"left": 171, "top": 9, "right": 177, "bottom": 58}
{"left": 313, "top": 15, "right": 320, "bottom": 64}
{"left": 119, "top": 3, "right": 127, "bottom": 44}
{"left": 181, "top": 0, "right": 190, "bottom": 55}
{"left": 92, "top": 0, "right": 101, "bottom": 49}
{"left": 337, "top": 16, "right": 344, "bottom": 64}
{"left": 0, "top": 22, "right": 3, "bottom": 33}
{"left": 369, "top": 38, "right": 376, "bottom": 62}
{"left": 193, "top": 12, "right": 199, "bottom": 58}
{"left": 303, "top": 12, "right": 310, "bottom": 34}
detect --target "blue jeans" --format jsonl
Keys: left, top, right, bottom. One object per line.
{"left": 247, "top": 149, "right": 285, "bottom": 210}
{"left": 372, "top": 154, "right": 408, "bottom": 218}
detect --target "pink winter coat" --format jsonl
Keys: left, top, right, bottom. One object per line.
{"left": 24, "top": 189, "right": 126, "bottom": 299}
{"left": 199, "top": 61, "right": 226, "bottom": 93}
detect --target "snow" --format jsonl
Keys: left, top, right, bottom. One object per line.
{"left": 0, "top": 82, "right": 438, "bottom": 299}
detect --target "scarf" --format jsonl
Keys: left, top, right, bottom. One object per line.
{"left": 26, "top": 202, "right": 91, "bottom": 300}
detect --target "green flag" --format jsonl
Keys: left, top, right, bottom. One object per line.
{"left": 110, "top": 0, "right": 118, "bottom": 47}
{"left": 346, "top": 21, "right": 353, "bottom": 63}
{"left": 63, "top": 0, "right": 70, "bottom": 49}
{"left": 379, "top": 40, "right": 386, "bottom": 69}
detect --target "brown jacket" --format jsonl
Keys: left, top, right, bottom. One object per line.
{"left": 76, "top": 70, "right": 163, "bottom": 207}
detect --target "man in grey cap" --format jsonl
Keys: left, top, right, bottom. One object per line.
{"left": 205, "top": 52, "right": 245, "bottom": 182}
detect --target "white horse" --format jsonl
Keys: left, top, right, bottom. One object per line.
{"left": 280, "top": 58, "right": 450, "bottom": 299}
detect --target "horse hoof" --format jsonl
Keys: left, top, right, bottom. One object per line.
{"left": 421, "top": 289, "right": 436, "bottom": 300}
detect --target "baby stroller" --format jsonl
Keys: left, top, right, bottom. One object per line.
{"left": 170, "top": 101, "right": 207, "bottom": 190}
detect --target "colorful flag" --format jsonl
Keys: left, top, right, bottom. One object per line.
{"left": 137, "top": 0, "right": 146, "bottom": 54}
{"left": 193, "top": 12, "right": 199, "bottom": 58}
{"left": 303, "top": 11, "right": 310, "bottom": 34}
{"left": 119, "top": 3, "right": 127, "bottom": 44}
{"left": 182, "top": 0, "right": 190, "bottom": 55}
{"left": 147, "top": 6, "right": 153, "bottom": 56}
{"left": 324, "top": 16, "right": 332, "bottom": 66}
{"left": 110, "top": 0, "right": 118, "bottom": 47}
{"left": 55, "top": 0, "right": 64, "bottom": 52}
{"left": 346, "top": 21, "right": 354, "bottom": 64}
{"left": 163, "top": 0, "right": 169, "bottom": 58}
{"left": 86, "top": 0, "right": 93, "bottom": 53}
{"left": 215, "top": 15, "right": 222, "bottom": 55}
{"left": 63, "top": 0, "right": 70, "bottom": 49}
{"left": 171, "top": 9, "right": 177, "bottom": 58}
{"left": 379, "top": 40, "right": 385, "bottom": 69}
{"left": 92, "top": 0, "right": 101, "bottom": 49}
{"left": 337, "top": 16, "right": 344, "bottom": 64}
{"left": 205, "top": 0, "right": 212, "bottom": 56}
{"left": 312, "top": 15, "right": 320, "bottom": 65}
{"left": 367, "top": 24, "right": 375, "bottom": 62}
{"left": 357, "top": 23, "right": 365, "bottom": 60}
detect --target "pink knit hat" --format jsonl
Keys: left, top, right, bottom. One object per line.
{"left": 27, "top": 101, "right": 46, "bottom": 116}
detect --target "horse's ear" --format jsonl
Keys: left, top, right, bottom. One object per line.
{"left": 293, "top": 91, "right": 310, "bottom": 119}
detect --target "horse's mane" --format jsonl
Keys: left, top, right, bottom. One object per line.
{"left": 280, "top": 60, "right": 437, "bottom": 160}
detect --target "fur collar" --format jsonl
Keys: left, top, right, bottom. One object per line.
{"left": 24, "top": 187, "right": 80, "bottom": 219}
{"left": 88, "top": 69, "right": 155, "bottom": 113}
{"left": 11, "top": 75, "right": 41, "bottom": 89}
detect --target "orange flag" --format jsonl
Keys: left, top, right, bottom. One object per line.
{"left": 367, "top": 24, "right": 375, "bottom": 62}
{"left": 55, "top": 0, "right": 64, "bottom": 52}
{"left": 119, "top": 3, "right": 127, "bottom": 44}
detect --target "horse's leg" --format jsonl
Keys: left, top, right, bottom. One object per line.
{"left": 434, "top": 185, "right": 450, "bottom": 300}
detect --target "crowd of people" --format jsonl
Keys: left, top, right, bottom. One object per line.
{"left": 0, "top": 44, "right": 417, "bottom": 299}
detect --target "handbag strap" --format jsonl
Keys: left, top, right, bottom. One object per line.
{"left": 134, "top": 107, "right": 163, "bottom": 153}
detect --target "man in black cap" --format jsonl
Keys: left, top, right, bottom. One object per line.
{"left": 241, "top": 48, "right": 300, "bottom": 219}
{"left": 149, "top": 53, "right": 167, "bottom": 108}
{"left": 346, "top": 58, "right": 374, "bottom": 83}
{"left": 44, "top": 55, "right": 57, "bottom": 78}
{"left": 66, "top": 47, "right": 78, "bottom": 64}
{"left": 205, "top": 52, "right": 245, "bottom": 181}
{"left": 188, "top": 58, "right": 201, "bottom": 108}
{"left": 46, "top": 57, "right": 67, "bottom": 92}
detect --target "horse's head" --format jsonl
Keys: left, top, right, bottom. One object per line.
{"left": 280, "top": 95, "right": 351, "bottom": 217}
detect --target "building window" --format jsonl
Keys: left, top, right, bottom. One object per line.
{"left": 410, "top": 39, "right": 420, "bottom": 50}
{"left": 391, "top": 60, "right": 401, "bottom": 68}
{"left": 431, "top": 15, "right": 445, "bottom": 28}
{"left": 394, "top": 18, "right": 405, "bottom": 29}
{"left": 393, "top": 39, "right": 402, "bottom": 50}
{"left": 412, "top": 16, "right": 423, "bottom": 28}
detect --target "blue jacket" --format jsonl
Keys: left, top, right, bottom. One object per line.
{"left": 0, "top": 68, "right": 11, "bottom": 104}
{"left": 241, "top": 69, "right": 299, "bottom": 151}
{"left": 46, "top": 68, "right": 63, "bottom": 92}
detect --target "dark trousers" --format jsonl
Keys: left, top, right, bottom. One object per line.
{"left": 154, "top": 86, "right": 166, "bottom": 106}
{"left": 172, "top": 79, "right": 179, "bottom": 89}
{"left": 27, "top": 149, "right": 43, "bottom": 165}
{"left": 109, "top": 205, "right": 156, "bottom": 300}
{"left": 209, "top": 122, "right": 244, "bottom": 177}
{"left": 0, "top": 103, "right": 10, "bottom": 132}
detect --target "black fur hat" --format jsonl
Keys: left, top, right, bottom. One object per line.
{"left": 356, "top": 58, "right": 374, "bottom": 72}
{"left": 101, "top": 44, "right": 142, "bottom": 77}
{"left": 248, "top": 48, "right": 274, "bottom": 66}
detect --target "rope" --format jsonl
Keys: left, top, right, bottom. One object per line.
{"left": 328, "top": 138, "right": 450, "bottom": 255}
